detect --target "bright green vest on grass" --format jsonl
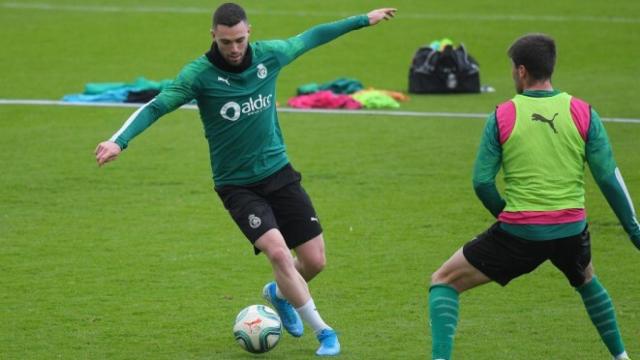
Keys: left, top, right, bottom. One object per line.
{"left": 502, "top": 92, "right": 586, "bottom": 211}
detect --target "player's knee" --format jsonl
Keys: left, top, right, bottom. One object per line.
{"left": 266, "top": 246, "right": 294, "bottom": 269}
{"left": 305, "top": 253, "right": 326, "bottom": 275}
{"left": 430, "top": 268, "right": 448, "bottom": 286}
{"left": 585, "top": 262, "right": 594, "bottom": 277}
{"left": 580, "top": 263, "right": 595, "bottom": 285}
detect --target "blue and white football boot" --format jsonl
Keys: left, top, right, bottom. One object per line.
{"left": 262, "top": 281, "right": 304, "bottom": 337}
{"left": 315, "top": 328, "right": 340, "bottom": 356}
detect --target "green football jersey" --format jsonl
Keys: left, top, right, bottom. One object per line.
{"left": 110, "top": 15, "right": 369, "bottom": 186}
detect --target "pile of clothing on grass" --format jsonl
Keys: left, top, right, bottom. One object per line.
{"left": 288, "top": 77, "right": 409, "bottom": 110}
{"left": 63, "top": 76, "right": 409, "bottom": 110}
{"left": 62, "top": 77, "right": 172, "bottom": 103}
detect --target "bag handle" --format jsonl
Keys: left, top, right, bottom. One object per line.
{"left": 413, "top": 47, "right": 439, "bottom": 74}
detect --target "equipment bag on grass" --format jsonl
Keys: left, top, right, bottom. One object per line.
{"left": 408, "top": 44, "right": 480, "bottom": 94}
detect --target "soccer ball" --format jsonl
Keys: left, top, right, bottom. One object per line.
{"left": 233, "top": 304, "right": 282, "bottom": 353}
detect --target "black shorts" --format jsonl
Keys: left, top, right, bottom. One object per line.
{"left": 215, "top": 163, "right": 323, "bottom": 254}
{"left": 463, "top": 222, "right": 591, "bottom": 287}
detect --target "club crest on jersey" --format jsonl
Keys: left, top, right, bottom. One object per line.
{"left": 248, "top": 214, "right": 262, "bottom": 229}
{"left": 257, "top": 63, "right": 267, "bottom": 79}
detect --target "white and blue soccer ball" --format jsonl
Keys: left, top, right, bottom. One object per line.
{"left": 233, "top": 304, "right": 282, "bottom": 353}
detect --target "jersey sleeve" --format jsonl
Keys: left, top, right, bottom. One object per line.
{"left": 586, "top": 109, "right": 640, "bottom": 248}
{"left": 110, "top": 62, "right": 200, "bottom": 149}
{"left": 261, "top": 14, "right": 370, "bottom": 66}
{"left": 472, "top": 112, "right": 507, "bottom": 217}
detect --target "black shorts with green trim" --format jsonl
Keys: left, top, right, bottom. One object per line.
{"left": 462, "top": 222, "right": 591, "bottom": 287}
{"left": 215, "top": 163, "right": 322, "bottom": 254}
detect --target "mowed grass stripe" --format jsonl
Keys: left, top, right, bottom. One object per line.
{"left": 3, "top": 2, "right": 640, "bottom": 24}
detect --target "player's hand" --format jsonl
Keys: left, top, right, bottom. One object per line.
{"left": 367, "top": 8, "right": 396, "bottom": 26}
{"left": 95, "top": 141, "right": 122, "bottom": 167}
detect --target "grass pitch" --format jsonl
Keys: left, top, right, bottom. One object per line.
{"left": 1, "top": 1, "right": 639, "bottom": 359}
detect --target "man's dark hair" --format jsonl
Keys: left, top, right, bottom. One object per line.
{"left": 507, "top": 34, "right": 556, "bottom": 81}
{"left": 213, "top": 3, "right": 247, "bottom": 28}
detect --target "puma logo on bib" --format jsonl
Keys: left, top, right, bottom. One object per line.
{"left": 531, "top": 112, "right": 558, "bottom": 133}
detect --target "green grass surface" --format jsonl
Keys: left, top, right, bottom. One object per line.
{"left": 1, "top": 1, "right": 639, "bottom": 359}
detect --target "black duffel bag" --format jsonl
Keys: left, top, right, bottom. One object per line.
{"left": 408, "top": 44, "right": 480, "bottom": 94}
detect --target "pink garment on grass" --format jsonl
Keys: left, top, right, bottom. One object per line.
{"left": 287, "top": 90, "right": 362, "bottom": 110}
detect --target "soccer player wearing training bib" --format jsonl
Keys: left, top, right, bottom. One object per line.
{"left": 428, "top": 34, "right": 640, "bottom": 360}
{"left": 95, "top": 3, "right": 396, "bottom": 356}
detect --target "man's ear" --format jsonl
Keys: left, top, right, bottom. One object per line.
{"left": 517, "top": 65, "right": 527, "bottom": 79}
{"left": 210, "top": 27, "right": 216, "bottom": 40}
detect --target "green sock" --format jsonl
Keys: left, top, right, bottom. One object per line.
{"left": 577, "top": 276, "right": 625, "bottom": 357}
{"left": 429, "top": 284, "right": 459, "bottom": 360}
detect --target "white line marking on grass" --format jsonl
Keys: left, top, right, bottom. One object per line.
{"left": 2, "top": 2, "right": 210, "bottom": 14}
{"left": 0, "top": 99, "right": 162, "bottom": 109}
{"left": 3, "top": 2, "right": 640, "bottom": 24}
{"left": 1, "top": 99, "right": 639, "bottom": 124}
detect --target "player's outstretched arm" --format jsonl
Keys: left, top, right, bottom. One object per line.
{"left": 94, "top": 61, "right": 200, "bottom": 168}
{"left": 274, "top": 8, "right": 397, "bottom": 65}
{"left": 95, "top": 141, "right": 122, "bottom": 167}
{"left": 367, "top": 8, "right": 397, "bottom": 26}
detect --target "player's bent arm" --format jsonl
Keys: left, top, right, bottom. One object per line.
{"left": 594, "top": 171, "right": 640, "bottom": 249}
{"left": 472, "top": 113, "right": 506, "bottom": 217}
{"left": 473, "top": 183, "right": 506, "bottom": 218}
{"left": 586, "top": 110, "right": 640, "bottom": 249}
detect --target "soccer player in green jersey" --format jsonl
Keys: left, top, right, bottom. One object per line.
{"left": 428, "top": 34, "right": 640, "bottom": 360}
{"left": 95, "top": 3, "right": 395, "bottom": 356}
